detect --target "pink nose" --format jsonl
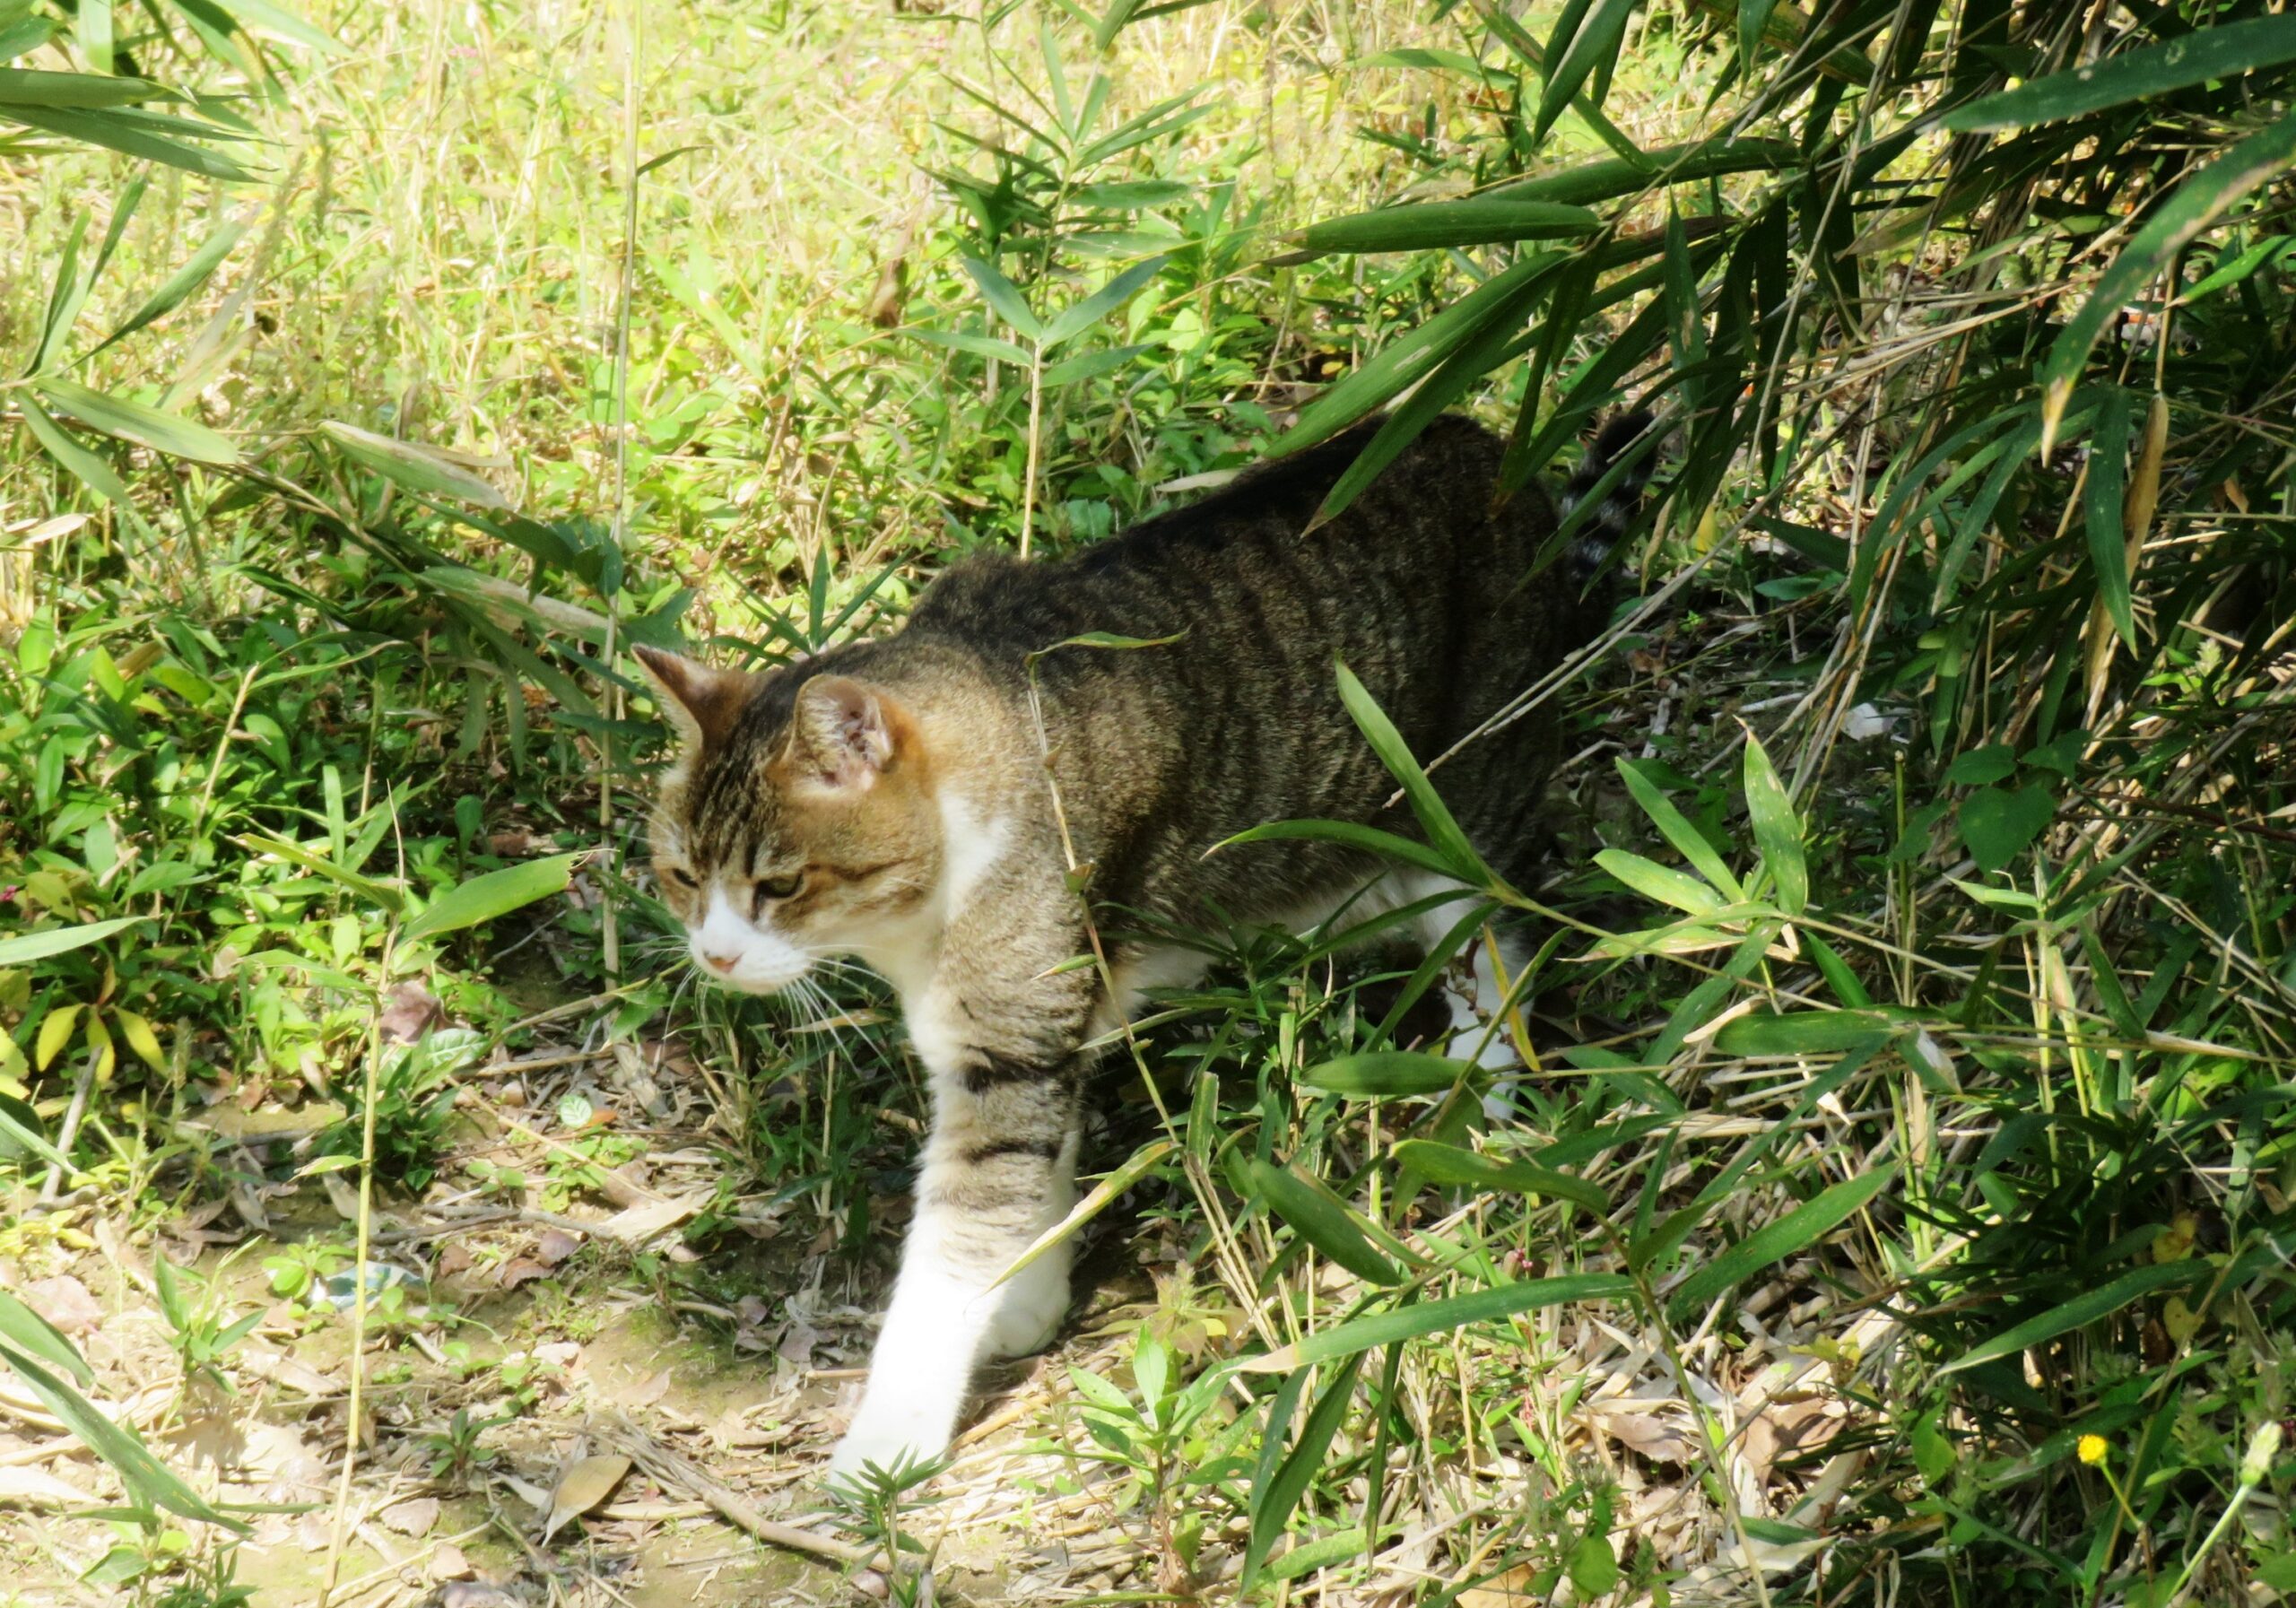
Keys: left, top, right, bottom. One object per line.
{"left": 700, "top": 951, "right": 736, "bottom": 975}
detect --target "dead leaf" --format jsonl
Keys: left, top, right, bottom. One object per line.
{"left": 0, "top": 1465, "right": 99, "bottom": 1508}
{"left": 1458, "top": 1564, "right": 1540, "bottom": 1606}
{"left": 379, "top": 982, "right": 447, "bottom": 1045}
{"left": 622, "top": 1369, "right": 671, "bottom": 1409}
{"left": 535, "top": 1228, "right": 582, "bottom": 1265}
{"left": 381, "top": 1495, "right": 441, "bottom": 1535}
{"left": 497, "top": 1257, "right": 552, "bottom": 1290}
{"left": 597, "top": 1191, "right": 698, "bottom": 1245}
{"left": 541, "top": 1454, "right": 631, "bottom": 1543}
{"left": 434, "top": 1586, "right": 522, "bottom": 1608}
{"left": 533, "top": 1340, "right": 579, "bottom": 1369}
{"left": 24, "top": 1274, "right": 103, "bottom": 1336}
{"left": 1590, "top": 1404, "right": 1693, "bottom": 1465}
{"left": 427, "top": 1543, "right": 473, "bottom": 1583}
{"left": 435, "top": 1243, "right": 475, "bottom": 1280}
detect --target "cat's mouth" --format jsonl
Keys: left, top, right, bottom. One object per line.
{"left": 686, "top": 938, "right": 813, "bottom": 994}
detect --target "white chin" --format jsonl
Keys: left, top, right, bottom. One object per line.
{"left": 709, "top": 967, "right": 808, "bottom": 995}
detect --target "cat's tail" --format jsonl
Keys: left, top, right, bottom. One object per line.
{"left": 1558, "top": 410, "right": 1657, "bottom": 578}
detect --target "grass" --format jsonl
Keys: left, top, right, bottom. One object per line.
{"left": 4, "top": 1, "right": 2295, "bottom": 1605}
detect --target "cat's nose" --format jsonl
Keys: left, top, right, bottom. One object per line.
{"left": 698, "top": 949, "right": 737, "bottom": 975}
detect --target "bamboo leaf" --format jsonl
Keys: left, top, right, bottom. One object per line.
{"left": 1039, "top": 253, "right": 1166, "bottom": 352}
{"left": 1390, "top": 1140, "right": 1610, "bottom": 1213}
{"left": 959, "top": 254, "right": 1043, "bottom": 343}
{"left": 1617, "top": 758, "right": 1744, "bottom": 899}
{"left": 1238, "top": 1273, "right": 1634, "bottom": 1373}
{"left": 1214, "top": 820, "right": 1465, "bottom": 882}
{"left": 2041, "top": 107, "right": 2296, "bottom": 452}
{"left": 402, "top": 854, "right": 578, "bottom": 943}
{"left": 1596, "top": 848, "right": 1723, "bottom": 916}
{"left": 1335, "top": 661, "right": 1490, "bottom": 886}
{"left": 1295, "top": 198, "right": 1598, "bottom": 256}
{"left": 1713, "top": 1010, "right": 1902, "bottom": 1056}
{"left": 92, "top": 218, "right": 246, "bottom": 353}
{"left": 1943, "top": 16, "right": 2296, "bottom": 132}
{"left": 1296, "top": 1051, "right": 1467, "bottom": 1098}
{"left": 0, "top": 917, "right": 139, "bottom": 969}
{"left": 1535, "top": 0, "right": 1640, "bottom": 144}
{"left": 1241, "top": 1352, "right": 1365, "bottom": 1590}
{"left": 1941, "top": 1260, "right": 2211, "bottom": 1374}
{"left": 16, "top": 392, "right": 134, "bottom": 506}
{"left": 32, "top": 378, "right": 239, "bottom": 465}
{"left": 0, "top": 1343, "right": 244, "bottom": 1528}
{"left": 1741, "top": 729, "right": 1806, "bottom": 917}
{"left": 0, "top": 1291, "right": 93, "bottom": 1386}
{"left": 2083, "top": 388, "right": 2136, "bottom": 649}
{"left": 1666, "top": 1166, "right": 1894, "bottom": 1321}
{"left": 1239, "top": 1157, "right": 1401, "bottom": 1286}
{"left": 320, "top": 422, "right": 509, "bottom": 509}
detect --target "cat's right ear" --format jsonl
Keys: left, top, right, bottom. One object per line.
{"left": 632, "top": 646, "right": 752, "bottom": 750}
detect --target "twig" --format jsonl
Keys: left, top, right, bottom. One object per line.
{"left": 603, "top": 1413, "right": 868, "bottom": 1566}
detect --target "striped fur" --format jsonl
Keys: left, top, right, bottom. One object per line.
{"left": 634, "top": 411, "right": 1652, "bottom": 1480}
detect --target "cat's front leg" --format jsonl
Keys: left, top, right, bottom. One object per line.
{"left": 829, "top": 1053, "right": 1080, "bottom": 1485}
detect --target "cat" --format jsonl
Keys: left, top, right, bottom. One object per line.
{"left": 633, "top": 410, "right": 1653, "bottom": 1482}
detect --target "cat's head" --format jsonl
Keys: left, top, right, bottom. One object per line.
{"left": 633, "top": 646, "right": 942, "bottom": 993}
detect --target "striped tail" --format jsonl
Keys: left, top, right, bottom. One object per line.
{"left": 1558, "top": 410, "right": 1657, "bottom": 578}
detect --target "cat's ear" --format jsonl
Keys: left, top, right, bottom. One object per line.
{"left": 789, "top": 675, "right": 899, "bottom": 792}
{"left": 633, "top": 646, "right": 752, "bottom": 750}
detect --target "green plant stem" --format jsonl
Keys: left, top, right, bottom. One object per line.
{"left": 315, "top": 928, "right": 393, "bottom": 1608}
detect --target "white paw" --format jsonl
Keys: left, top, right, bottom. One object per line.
{"left": 984, "top": 1268, "right": 1069, "bottom": 1360}
{"left": 1441, "top": 982, "right": 1523, "bottom": 1071}
{"left": 827, "top": 1400, "right": 950, "bottom": 1490}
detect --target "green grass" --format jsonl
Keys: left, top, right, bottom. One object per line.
{"left": 4, "top": 1, "right": 2295, "bottom": 1604}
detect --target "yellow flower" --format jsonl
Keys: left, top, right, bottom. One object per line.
{"left": 2077, "top": 1434, "right": 2109, "bottom": 1466}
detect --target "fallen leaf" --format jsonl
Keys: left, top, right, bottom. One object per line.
{"left": 598, "top": 1192, "right": 699, "bottom": 1245}
{"left": 541, "top": 1454, "right": 631, "bottom": 1543}
{"left": 381, "top": 1495, "right": 440, "bottom": 1535}
{"left": 622, "top": 1369, "right": 671, "bottom": 1409}
{"left": 534, "top": 1228, "right": 582, "bottom": 1265}
{"left": 427, "top": 1543, "right": 473, "bottom": 1582}
{"left": 0, "top": 1465, "right": 99, "bottom": 1508}
{"left": 379, "top": 983, "right": 447, "bottom": 1046}
{"left": 533, "top": 1340, "right": 579, "bottom": 1369}
{"left": 497, "top": 1257, "right": 552, "bottom": 1290}
{"left": 435, "top": 1243, "right": 475, "bottom": 1280}
{"left": 1458, "top": 1564, "right": 1540, "bottom": 1606}
{"left": 24, "top": 1274, "right": 102, "bottom": 1336}
{"left": 436, "top": 1586, "right": 522, "bottom": 1608}
{"left": 1589, "top": 1404, "right": 1693, "bottom": 1465}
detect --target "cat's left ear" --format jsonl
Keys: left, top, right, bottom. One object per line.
{"left": 633, "top": 645, "right": 754, "bottom": 751}
{"left": 790, "top": 675, "right": 900, "bottom": 792}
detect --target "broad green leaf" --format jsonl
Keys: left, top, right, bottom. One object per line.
{"left": 208, "top": 0, "right": 345, "bottom": 55}
{"left": 1944, "top": 743, "right": 2017, "bottom": 787}
{"left": 0, "top": 1102, "right": 70, "bottom": 1169}
{"left": 1535, "top": 0, "right": 1640, "bottom": 144}
{"left": 0, "top": 103, "right": 255, "bottom": 180}
{"left": 0, "top": 65, "right": 160, "bottom": 108}
{"left": 1944, "top": 16, "right": 2296, "bottom": 132}
{"left": 1666, "top": 1166, "right": 1893, "bottom": 1321}
{"left": 33, "top": 378, "right": 239, "bottom": 465}
{"left": 1239, "top": 1157, "right": 1401, "bottom": 1286}
{"left": 0, "top": 916, "right": 137, "bottom": 969}
{"left": 2083, "top": 389, "right": 2136, "bottom": 648}
{"left": 1959, "top": 784, "right": 2056, "bottom": 874}
{"left": 2041, "top": 107, "right": 2296, "bottom": 450}
{"left": 1569, "top": 1534, "right": 1621, "bottom": 1596}
{"left": 959, "top": 254, "right": 1043, "bottom": 343}
{"left": 905, "top": 326, "right": 1036, "bottom": 366}
{"left": 35, "top": 1005, "right": 81, "bottom": 1071}
{"left": 92, "top": 219, "right": 245, "bottom": 353}
{"left": 403, "top": 854, "right": 578, "bottom": 943}
{"left": 234, "top": 833, "right": 404, "bottom": 910}
{"left": 1596, "top": 848, "right": 1722, "bottom": 916}
{"left": 1713, "top": 1010, "right": 1902, "bottom": 1056}
{"left": 0, "top": 1343, "right": 243, "bottom": 1527}
{"left": 16, "top": 393, "right": 133, "bottom": 505}
{"left": 1335, "top": 662, "right": 1489, "bottom": 885}
{"left": 1216, "top": 819, "right": 1464, "bottom": 882}
{"left": 1739, "top": 0, "right": 1779, "bottom": 65}
{"left": 1239, "top": 1273, "right": 1633, "bottom": 1372}
{"left": 1483, "top": 138, "right": 1798, "bottom": 207}
{"left": 1941, "top": 1260, "right": 2210, "bottom": 1374}
{"left": 1296, "top": 198, "right": 1598, "bottom": 256}
{"left": 0, "top": 1290, "right": 93, "bottom": 1385}
{"left": 1040, "top": 253, "right": 1167, "bottom": 352}
{"left": 1741, "top": 730, "right": 1806, "bottom": 917}
{"left": 1296, "top": 1051, "right": 1466, "bottom": 1098}
{"left": 1616, "top": 759, "right": 1743, "bottom": 899}
{"left": 1390, "top": 1140, "right": 1609, "bottom": 1213}
{"left": 1241, "top": 1352, "right": 1365, "bottom": 1590}
{"left": 320, "top": 422, "right": 509, "bottom": 510}
{"left": 75, "top": 0, "right": 109, "bottom": 74}
{"left": 992, "top": 1139, "right": 1170, "bottom": 1289}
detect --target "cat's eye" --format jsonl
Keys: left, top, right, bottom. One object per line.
{"left": 752, "top": 873, "right": 803, "bottom": 915}
{"left": 662, "top": 866, "right": 697, "bottom": 890}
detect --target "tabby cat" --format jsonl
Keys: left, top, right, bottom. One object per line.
{"left": 635, "top": 411, "right": 1652, "bottom": 1481}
